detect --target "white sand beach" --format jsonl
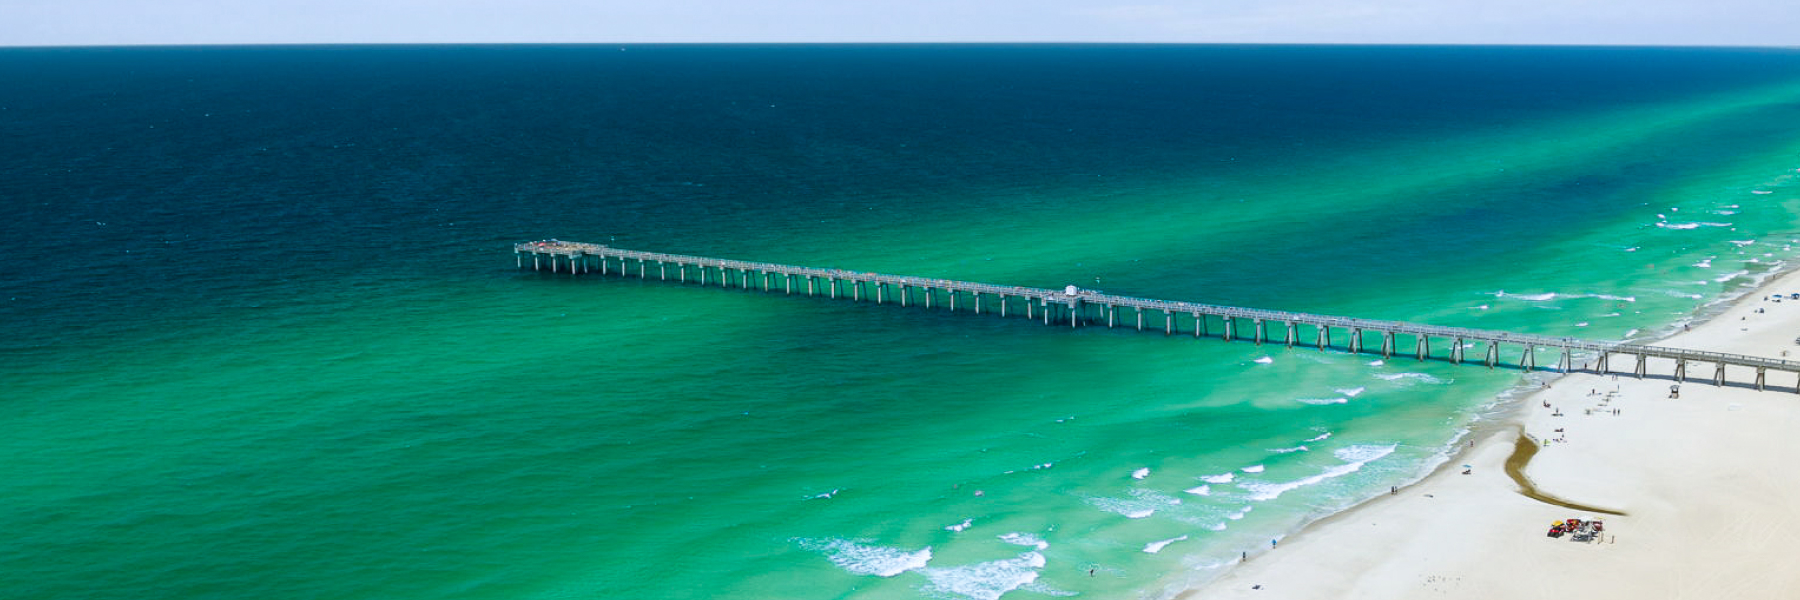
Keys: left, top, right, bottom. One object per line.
{"left": 1184, "top": 269, "right": 1800, "bottom": 599}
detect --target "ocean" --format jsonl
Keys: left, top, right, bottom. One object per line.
{"left": 4, "top": 44, "right": 1800, "bottom": 600}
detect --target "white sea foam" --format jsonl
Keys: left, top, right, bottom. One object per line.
{"left": 1718, "top": 210, "right": 1741, "bottom": 215}
{"left": 1336, "top": 386, "right": 1365, "bottom": 397}
{"left": 1296, "top": 397, "right": 1348, "bottom": 405}
{"left": 1624, "top": 247, "right": 1639, "bottom": 252}
{"left": 1367, "top": 359, "right": 1385, "bottom": 366}
{"left": 1184, "top": 485, "right": 1211, "bottom": 496}
{"left": 1495, "top": 290, "right": 1557, "bottom": 301}
{"left": 1752, "top": 190, "right": 1773, "bottom": 195}
{"left": 1305, "top": 431, "right": 1333, "bottom": 442}
{"left": 1269, "top": 445, "right": 1309, "bottom": 453}
{"left": 1241, "top": 465, "right": 1265, "bottom": 473}
{"left": 947, "top": 518, "right": 973, "bottom": 532}
{"left": 1335, "top": 444, "right": 1396, "bottom": 463}
{"left": 1714, "top": 270, "right": 1749, "bottom": 283}
{"left": 999, "top": 532, "right": 1049, "bottom": 550}
{"left": 1226, "top": 505, "right": 1254, "bottom": 520}
{"left": 1252, "top": 356, "right": 1274, "bottom": 365}
{"left": 1132, "top": 467, "right": 1150, "bottom": 480}
{"left": 1694, "top": 259, "right": 1714, "bottom": 268}
{"left": 1374, "top": 372, "right": 1450, "bottom": 385}
{"left": 797, "top": 538, "right": 932, "bottom": 577}
{"left": 1143, "top": 535, "right": 1189, "bottom": 554}
{"left": 812, "top": 489, "right": 840, "bottom": 499}
{"left": 919, "top": 551, "right": 1045, "bottom": 600}
{"left": 1020, "top": 582, "right": 1077, "bottom": 598}
{"left": 1201, "top": 472, "right": 1235, "bottom": 484}
{"left": 1088, "top": 490, "right": 1179, "bottom": 519}
{"left": 1208, "top": 522, "right": 1228, "bottom": 531}
{"left": 1237, "top": 444, "right": 1398, "bottom": 502}
{"left": 1659, "top": 221, "right": 1732, "bottom": 229}
{"left": 1575, "top": 322, "right": 1589, "bottom": 327}
{"left": 1132, "top": 488, "right": 1182, "bottom": 505}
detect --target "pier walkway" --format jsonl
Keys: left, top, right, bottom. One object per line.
{"left": 517, "top": 240, "right": 1800, "bottom": 392}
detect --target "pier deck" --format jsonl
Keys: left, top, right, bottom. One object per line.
{"left": 517, "top": 240, "right": 1800, "bottom": 392}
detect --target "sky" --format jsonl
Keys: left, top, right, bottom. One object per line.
{"left": 1, "top": 0, "right": 1797, "bottom": 47}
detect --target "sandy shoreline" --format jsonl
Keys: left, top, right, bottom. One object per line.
{"left": 1181, "top": 267, "right": 1800, "bottom": 599}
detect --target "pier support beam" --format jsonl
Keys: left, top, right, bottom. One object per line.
{"left": 999, "top": 294, "right": 1007, "bottom": 317}
{"left": 1715, "top": 363, "right": 1727, "bottom": 386}
{"left": 1559, "top": 347, "right": 1571, "bottom": 372}
{"left": 1286, "top": 322, "right": 1298, "bottom": 347}
{"left": 926, "top": 288, "right": 934, "bottom": 309}
{"left": 950, "top": 292, "right": 957, "bottom": 312}
{"left": 1107, "top": 305, "right": 1116, "bottom": 328}
{"left": 1596, "top": 352, "right": 1608, "bottom": 374}
{"left": 1317, "top": 325, "right": 1328, "bottom": 351}
{"left": 1485, "top": 343, "right": 1498, "bottom": 369}
{"left": 1193, "top": 313, "right": 1203, "bottom": 338}
{"left": 1138, "top": 308, "right": 1145, "bottom": 331}
{"left": 1165, "top": 311, "right": 1173, "bottom": 336}
{"left": 1223, "top": 318, "right": 1235, "bottom": 342}
{"left": 1635, "top": 354, "right": 1647, "bottom": 379}
{"left": 1675, "top": 359, "right": 1687, "bottom": 382}
{"left": 1451, "top": 338, "right": 1464, "bottom": 364}
{"left": 1418, "top": 336, "right": 1429, "bottom": 361}
{"left": 1522, "top": 346, "right": 1535, "bottom": 372}
{"left": 974, "top": 293, "right": 982, "bottom": 315}
{"left": 1380, "top": 331, "right": 1394, "bottom": 359}
{"left": 1757, "top": 367, "right": 1767, "bottom": 391}
{"left": 1349, "top": 328, "right": 1362, "bottom": 354}
{"left": 1254, "top": 319, "right": 1265, "bottom": 345}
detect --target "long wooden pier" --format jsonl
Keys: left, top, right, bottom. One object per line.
{"left": 517, "top": 240, "right": 1800, "bottom": 392}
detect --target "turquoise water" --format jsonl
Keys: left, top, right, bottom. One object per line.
{"left": 5, "top": 45, "right": 1800, "bottom": 600}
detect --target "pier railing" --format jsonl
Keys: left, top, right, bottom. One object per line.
{"left": 516, "top": 240, "right": 1800, "bottom": 392}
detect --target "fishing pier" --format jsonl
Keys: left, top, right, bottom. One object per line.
{"left": 517, "top": 240, "right": 1800, "bottom": 392}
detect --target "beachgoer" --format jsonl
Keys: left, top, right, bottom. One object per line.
{"left": 1271, "top": 539, "right": 1278, "bottom": 549}
{"left": 1391, "top": 486, "right": 1398, "bottom": 495}
{"left": 1462, "top": 468, "right": 1471, "bottom": 475}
